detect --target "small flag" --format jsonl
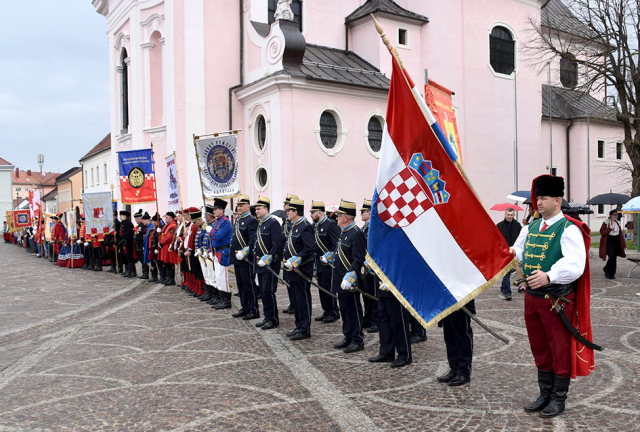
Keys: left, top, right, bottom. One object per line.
{"left": 118, "top": 149, "right": 156, "bottom": 204}
{"left": 13, "top": 210, "right": 31, "bottom": 228}
{"left": 195, "top": 135, "right": 240, "bottom": 199}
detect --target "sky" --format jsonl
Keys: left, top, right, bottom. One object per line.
{"left": 0, "top": 0, "right": 110, "bottom": 175}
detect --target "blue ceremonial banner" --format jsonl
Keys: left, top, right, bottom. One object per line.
{"left": 118, "top": 149, "right": 156, "bottom": 204}
{"left": 195, "top": 135, "right": 240, "bottom": 199}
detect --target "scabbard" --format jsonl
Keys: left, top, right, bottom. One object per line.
{"left": 554, "top": 305, "right": 604, "bottom": 351}
{"left": 293, "top": 269, "right": 338, "bottom": 299}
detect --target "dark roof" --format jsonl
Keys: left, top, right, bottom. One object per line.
{"left": 55, "top": 166, "right": 83, "bottom": 183}
{"left": 0, "top": 157, "right": 12, "bottom": 166}
{"left": 301, "top": 44, "right": 390, "bottom": 90}
{"left": 541, "top": 0, "right": 597, "bottom": 40}
{"left": 80, "top": 133, "right": 111, "bottom": 161}
{"left": 346, "top": 0, "right": 429, "bottom": 25}
{"left": 542, "top": 84, "right": 617, "bottom": 122}
{"left": 42, "top": 187, "right": 58, "bottom": 201}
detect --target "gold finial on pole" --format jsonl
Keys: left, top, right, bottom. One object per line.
{"left": 371, "top": 14, "right": 403, "bottom": 69}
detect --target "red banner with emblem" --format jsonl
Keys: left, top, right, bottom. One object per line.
{"left": 424, "top": 80, "right": 463, "bottom": 165}
{"left": 13, "top": 210, "right": 31, "bottom": 228}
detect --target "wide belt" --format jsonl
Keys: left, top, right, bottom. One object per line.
{"left": 213, "top": 244, "right": 230, "bottom": 252}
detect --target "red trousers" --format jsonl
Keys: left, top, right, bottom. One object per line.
{"left": 524, "top": 291, "right": 575, "bottom": 378}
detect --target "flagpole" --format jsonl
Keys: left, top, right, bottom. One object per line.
{"left": 371, "top": 15, "right": 482, "bottom": 203}
{"left": 111, "top": 184, "right": 119, "bottom": 275}
{"left": 150, "top": 142, "right": 161, "bottom": 221}
{"left": 193, "top": 134, "right": 209, "bottom": 210}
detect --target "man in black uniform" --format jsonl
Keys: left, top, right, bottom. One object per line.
{"left": 118, "top": 210, "right": 135, "bottom": 278}
{"left": 310, "top": 201, "right": 341, "bottom": 323}
{"left": 231, "top": 195, "right": 259, "bottom": 320}
{"left": 254, "top": 197, "right": 285, "bottom": 330}
{"left": 360, "top": 199, "right": 378, "bottom": 333}
{"left": 136, "top": 212, "right": 151, "bottom": 279}
{"left": 368, "top": 278, "right": 412, "bottom": 368}
{"left": 281, "top": 194, "right": 298, "bottom": 315}
{"left": 437, "top": 300, "right": 475, "bottom": 386}
{"left": 323, "top": 199, "right": 366, "bottom": 353}
{"left": 282, "top": 198, "right": 316, "bottom": 341}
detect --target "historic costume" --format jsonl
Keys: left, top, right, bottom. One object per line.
{"left": 512, "top": 175, "right": 596, "bottom": 418}
{"left": 158, "top": 212, "right": 179, "bottom": 285}
{"left": 281, "top": 194, "right": 298, "bottom": 315}
{"left": 209, "top": 199, "right": 233, "bottom": 309}
{"left": 360, "top": 199, "right": 379, "bottom": 332}
{"left": 311, "top": 201, "right": 341, "bottom": 323}
{"left": 230, "top": 195, "right": 259, "bottom": 319}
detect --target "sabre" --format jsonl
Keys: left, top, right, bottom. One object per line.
{"left": 243, "top": 257, "right": 290, "bottom": 288}
{"left": 322, "top": 261, "right": 378, "bottom": 301}
{"left": 293, "top": 268, "right": 338, "bottom": 299}
{"left": 460, "top": 306, "right": 509, "bottom": 345}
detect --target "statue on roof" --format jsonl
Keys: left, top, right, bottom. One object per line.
{"left": 274, "top": 0, "right": 294, "bottom": 21}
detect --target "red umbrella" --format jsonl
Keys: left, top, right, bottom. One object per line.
{"left": 490, "top": 203, "right": 524, "bottom": 211}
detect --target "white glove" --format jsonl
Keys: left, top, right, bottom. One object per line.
{"left": 156, "top": 228, "right": 162, "bottom": 233}
{"left": 235, "top": 251, "right": 244, "bottom": 260}
{"left": 320, "top": 256, "right": 328, "bottom": 265}
{"left": 255, "top": 274, "right": 259, "bottom": 285}
{"left": 154, "top": 249, "right": 159, "bottom": 254}
{"left": 257, "top": 259, "right": 266, "bottom": 268}
{"left": 84, "top": 242, "right": 89, "bottom": 247}
{"left": 76, "top": 240, "right": 81, "bottom": 244}
{"left": 206, "top": 226, "right": 212, "bottom": 233}
{"left": 202, "top": 251, "right": 209, "bottom": 259}
{"left": 340, "top": 280, "right": 352, "bottom": 291}
{"left": 195, "top": 249, "right": 202, "bottom": 257}
{"left": 284, "top": 260, "right": 293, "bottom": 270}
{"left": 380, "top": 283, "right": 389, "bottom": 291}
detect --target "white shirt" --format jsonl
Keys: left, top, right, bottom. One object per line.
{"left": 608, "top": 220, "right": 620, "bottom": 236}
{"left": 512, "top": 212, "right": 586, "bottom": 284}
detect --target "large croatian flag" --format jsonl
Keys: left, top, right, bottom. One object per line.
{"left": 368, "top": 54, "right": 516, "bottom": 330}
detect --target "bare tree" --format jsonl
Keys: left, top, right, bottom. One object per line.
{"left": 525, "top": 0, "right": 639, "bottom": 197}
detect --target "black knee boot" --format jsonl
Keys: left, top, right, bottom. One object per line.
{"left": 200, "top": 284, "right": 213, "bottom": 302}
{"left": 524, "top": 370, "right": 554, "bottom": 412}
{"left": 215, "top": 291, "right": 232, "bottom": 309}
{"left": 208, "top": 288, "right": 221, "bottom": 305}
{"left": 158, "top": 264, "right": 167, "bottom": 284}
{"left": 139, "top": 263, "right": 149, "bottom": 279}
{"left": 148, "top": 265, "right": 158, "bottom": 282}
{"left": 540, "top": 376, "right": 570, "bottom": 418}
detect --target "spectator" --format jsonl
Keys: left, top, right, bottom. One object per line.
{"left": 497, "top": 208, "right": 522, "bottom": 299}
{"left": 599, "top": 210, "right": 626, "bottom": 279}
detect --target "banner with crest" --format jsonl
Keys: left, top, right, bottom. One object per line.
{"left": 166, "top": 153, "right": 181, "bottom": 212}
{"left": 82, "top": 192, "right": 113, "bottom": 241}
{"left": 195, "top": 135, "right": 240, "bottom": 199}
{"left": 118, "top": 149, "right": 156, "bottom": 204}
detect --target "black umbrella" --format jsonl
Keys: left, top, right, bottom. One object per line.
{"left": 564, "top": 202, "right": 594, "bottom": 215}
{"left": 272, "top": 209, "right": 287, "bottom": 219}
{"left": 523, "top": 197, "right": 570, "bottom": 210}
{"left": 586, "top": 193, "right": 630, "bottom": 206}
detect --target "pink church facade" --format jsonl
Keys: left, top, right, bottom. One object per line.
{"left": 93, "top": 0, "right": 629, "bottom": 228}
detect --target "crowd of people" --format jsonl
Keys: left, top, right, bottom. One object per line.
{"left": 1, "top": 175, "right": 609, "bottom": 417}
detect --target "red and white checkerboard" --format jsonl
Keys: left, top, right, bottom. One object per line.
{"left": 376, "top": 168, "right": 433, "bottom": 228}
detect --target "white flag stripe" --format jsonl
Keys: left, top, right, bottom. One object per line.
{"left": 411, "top": 86, "right": 438, "bottom": 126}
{"left": 402, "top": 207, "right": 487, "bottom": 300}
{"left": 375, "top": 125, "right": 407, "bottom": 190}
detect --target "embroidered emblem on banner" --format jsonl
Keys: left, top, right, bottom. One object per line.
{"left": 128, "top": 167, "right": 146, "bottom": 189}
{"left": 377, "top": 152, "right": 450, "bottom": 228}
{"left": 207, "top": 146, "right": 235, "bottom": 183}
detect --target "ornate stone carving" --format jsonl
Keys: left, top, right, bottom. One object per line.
{"left": 266, "top": 35, "right": 285, "bottom": 65}
{"left": 274, "top": 0, "right": 294, "bottom": 21}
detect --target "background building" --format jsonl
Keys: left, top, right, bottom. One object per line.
{"left": 93, "top": 0, "right": 629, "bottom": 228}
{"left": 0, "top": 158, "right": 14, "bottom": 218}
{"left": 80, "top": 134, "right": 113, "bottom": 195}
{"left": 10, "top": 168, "right": 58, "bottom": 210}
{"left": 55, "top": 167, "right": 83, "bottom": 213}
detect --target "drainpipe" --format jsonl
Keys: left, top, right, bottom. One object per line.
{"left": 565, "top": 119, "right": 573, "bottom": 201}
{"left": 345, "top": 22, "right": 349, "bottom": 51}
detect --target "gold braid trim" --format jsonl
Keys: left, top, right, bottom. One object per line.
{"left": 366, "top": 252, "right": 519, "bottom": 330}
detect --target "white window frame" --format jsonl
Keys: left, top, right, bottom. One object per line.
{"left": 96, "top": 165, "right": 100, "bottom": 184}
{"left": 487, "top": 22, "right": 518, "bottom": 80}
{"left": 91, "top": 168, "right": 94, "bottom": 187}
{"left": 254, "top": 164, "right": 269, "bottom": 192}
{"left": 249, "top": 104, "right": 269, "bottom": 156}
{"left": 104, "top": 163, "right": 108, "bottom": 184}
{"left": 397, "top": 27, "right": 410, "bottom": 49}
{"left": 616, "top": 142, "right": 623, "bottom": 160}
{"left": 363, "top": 110, "right": 385, "bottom": 158}
{"left": 597, "top": 204, "right": 605, "bottom": 216}
{"left": 314, "top": 104, "right": 348, "bottom": 156}
{"left": 597, "top": 139, "right": 606, "bottom": 160}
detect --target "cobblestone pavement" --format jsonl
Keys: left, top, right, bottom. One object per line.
{"left": 1, "top": 242, "right": 639, "bottom": 431}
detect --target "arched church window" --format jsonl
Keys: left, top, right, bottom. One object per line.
{"left": 489, "top": 26, "right": 515, "bottom": 75}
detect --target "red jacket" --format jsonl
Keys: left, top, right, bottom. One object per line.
{"left": 159, "top": 221, "right": 178, "bottom": 264}
{"left": 599, "top": 220, "right": 626, "bottom": 260}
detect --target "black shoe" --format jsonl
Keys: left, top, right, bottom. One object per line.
{"left": 410, "top": 334, "right": 427, "bottom": 344}
{"left": 214, "top": 299, "right": 231, "bottom": 310}
{"left": 323, "top": 315, "right": 339, "bottom": 324}
{"left": 121, "top": 271, "right": 132, "bottom": 277}
{"left": 242, "top": 313, "right": 260, "bottom": 320}
{"left": 524, "top": 370, "right": 554, "bottom": 412}
{"left": 261, "top": 321, "right": 279, "bottom": 330}
{"left": 148, "top": 277, "right": 158, "bottom": 283}
{"left": 199, "top": 294, "right": 213, "bottom": 302}
{"left": 333, "top": 339, "right": 351, "bottom": 349}
{"left": 368, "top": 354, "right": 394, "bottom": 363}
{"left": 437, "top": 371, "right": 456, "bottom": 383}
{"left": 286, "top": 329, "right": 301, "bottom": 337}
{"left": 255, "top": 319, "right": 268, "bottom": 327}
{"left": 282, "top": 305, "right": 294, "bottom": 314}
{"left": 232, "top": 310, "right": 249, "bottom": 318}
{"left": 138, "top": 274, "right": 149, "bottom": 280}
{"left": 448, "top": 375, "right": 471, "bottom": 386}
{"left": 94, "top": 267, "right": 102, "bottom": 272}
{"left": 107, "top": 268, "right": 116, "bottom": 273}
{"left": 390, "top": 358, "right": 412, "bottom": 368}
{"left": 157, "top": 277, "right": 167, "bottom": 284}
{"left": 314, "top": 314, "right": 328, "bottom": 322}
{"left": 343, "top": 343, "right": 364, "bottom": 354}
{"left": 165, "top": 280, "right": 176, "bottom": 286}
{"left": 290, "top": 333, "right": 310, "bottom": 341}
{"left": 233, "top": 292, "right": 240, "bottom": 297}
{"left": 367, "top": 326, "right": 379, "bottom": 333}
{"left": 504, "top": 294, "right": 513, "bottom": 301}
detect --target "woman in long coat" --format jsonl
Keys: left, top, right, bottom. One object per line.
{"left": 599, "top": 210, "right": 626, "bottom": 279}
